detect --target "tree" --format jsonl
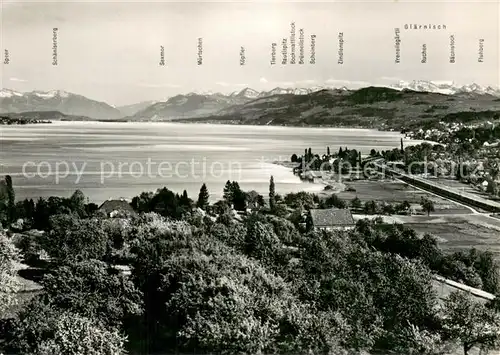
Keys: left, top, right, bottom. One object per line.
{"left": 196, "top": 183, "right": 210, "bottom": 210}
{"left": 396, "top": 200, "right": 411, "bottom": 214}
{"left": 472, "top": 250, "right": 500, "bottom": 294}
{"left": 324, "top": 194, "right": 346, "bottom": 209}
{"left": 149, "top": 187, "right": 185, "bottom": 219}
{"left": 232, "top": 188, "right": 247, "bottom": 211}
{"left": 246, "top": 190, "right": 264, "bottom": 209}
{"left": 327, "top": 146, "right": 331, "bottom": 156}
{"left": 42, "top": 214, "right": 109, "bottom": 261}
{"left": 420, "top": 197, "right": 435, "bottom": 216}
{"left": 284, "top": 192, "right": 315, "bottom": 209}
{"left": 5, "top": 175, "right": 15, "bottom": 224}
{"left": 132, "top": 235, "right": 342, "bottom": 354}
{"left": 41, "top": 259, "right": 143, "bottom": 327}
{"left": 394, "top": 323, "right": 448, "bottom": 355}
{"left": 291, "top": 153, "right": 298, "bottom": 162}
{"left": 223, "top": 180, "right": 233, "bottom": 203}
{"left": 33, "top": 197, "right": 51, "bottom": 230}
{"left": 245, "top": 219, "right": 282, "bottom": 262}
{"left": 486, "top": 178, "right": 499, "bottom": 196}
{"left": 268, "top": 216, "right": 301, "bottom": 245}
{"left": 363, "top": 200, "right": 378, "bottom": 214}
{"left": 382, "top": 202, "right": 396, "bottom": 215}
{"left": 131, "top": 191, "right": 154, "bottom": 213}
{"left": 69, "top": 189, "right": 86, "bottom": 217}
{"left": 179, "top": 189, "right": 193, "bottom": 211}
{"left": 35, "top": 312, "right": 127, "bottom": 355}
{"left": 212, "top": 200, "right": 231, "bottom": 216}
{"left": 269, "top": 176, "right": 276, "bottom": 211}
{"left": 0, "top": 232, "right": 21, "bottom": 315}
{"left": 350, "top": 197, "right": 362, "bottom": 210}
{"left": 442, "top": 291, "right": 500, "bottom": 355}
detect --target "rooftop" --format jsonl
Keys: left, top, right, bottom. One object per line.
{"left": 310, "top": 208, "right": 355, "bottom": 227}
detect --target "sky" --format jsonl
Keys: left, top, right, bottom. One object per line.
{"left": 1, "top": 0, "right": 499, "bottom": 106}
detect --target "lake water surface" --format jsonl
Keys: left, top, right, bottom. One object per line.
{"left": 1, "top": 122, "right": 418, "bottom": 204}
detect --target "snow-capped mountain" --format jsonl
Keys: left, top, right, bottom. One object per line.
{"left": 0, "top": 89, "right": 24, "bottom": 98}
{"left": 32, "top": 89, "right": 71, "bottom": 99}
{"left": 389, "top": 80, "right": 500, "bottom": 97}
{"left": 257, "top": 87, "right": 320, "bottom": 97}
{"left": 0, "top": 89, "right": 123, "bottom": 119}
{"left": 231, "top": 88, "right": 260, "bottom": 99}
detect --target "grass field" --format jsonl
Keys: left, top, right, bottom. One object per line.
{"left": 336, "top": 179, "right": 471, "bottom": 214}
{"left": 354, "top": 213, "right": 500, "bottom": 260}
{"left": 407, "top": 222, "right": 500, "bottom": 258}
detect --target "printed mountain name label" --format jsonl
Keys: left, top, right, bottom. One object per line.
{"left": 197, "top": 38, "right": 203, "bottom": 65}
{"left": 421, "top": 44, "right": 427, "bottom": 63}
{"left": 159, "top": 46, "right": 165, "bottom": 66}
{"left": 240, "top": 47, "right": 245, "bottom": 65}
{"left": 478, "top": 39, "right": 484, "bottom": 62}
{"left": 270, "top": 43, "right": 277, "bottom": 65}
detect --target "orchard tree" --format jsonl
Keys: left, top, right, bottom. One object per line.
{"left": 42, "top": 214, "right": 109, "bottom": 261}
{"left": 394, "top": 323, "right": 448, "bottom": 355}
{"left": 41, "top": 259, "right": 143, "bottom": 327}
{"left": 35, "top": 312, "right": 127, "bottom": 355}
{"left": 0, "top": 232, "right": 21, "bottom": 316}
{"left": 442, "top": 291, "right": 500, "bottom": 355}
{"left": 350, "top": 197, "right": 362, "bottom": 210}
{"left": 420, "top": 197, "right": 435, "bottom": 216}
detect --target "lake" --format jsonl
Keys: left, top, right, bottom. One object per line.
{"left": 0, "top": 121, "right": 418, "bottom": 204}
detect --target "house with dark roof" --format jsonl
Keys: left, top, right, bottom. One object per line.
{"left": 98, "top": 198, "right": 136, "bottom": 217}
{"left": 308, "top": 208, "right": 355, "bottom": 230}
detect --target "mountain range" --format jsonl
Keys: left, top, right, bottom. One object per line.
{"left": 389, "top": 80, "right": 500, "bottom": 97}
{"left": 1, "top": 81, "right": 500, "bottom": 122}
{"left": 0, "top": 89, "right": 122, "bottom": 120}
{"left": 174, "top": 86, "right": 500, "bottom": 131}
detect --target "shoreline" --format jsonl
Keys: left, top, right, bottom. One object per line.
{"left": 28, "top": 120, "right": 439, "bottom": 145}
{"left": 45, "top": 119, "right": 402, "bottom": 132}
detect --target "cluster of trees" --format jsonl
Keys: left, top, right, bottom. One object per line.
{"left": 222, "top": 180, "right": 252, "bottom": 211}
{"left": 3, "top": 207, "right": 500, "bottom": 354}
{"left": 357, "top": 219, "right": 499, "bottom": 294}
{"left": 0, "top": 183, "right": 97, "bottom": 231}
{"left": 370, "top": 142, "right": 449, "bottom": 175}
{"left": 291, "top": 146, "right": 362, "bottom": 172}
{"left": 350, "top": 198, "right": 413, "bottom": 215}
{"left": 2, "top": 177, "right": 500, "bottom": 354}
{"left": 450, "top": 124, "right": 500, "bottom": 146}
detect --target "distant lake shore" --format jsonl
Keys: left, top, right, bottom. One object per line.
{"left": 0, "top": 121, "right": 426, "bottom": 204}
